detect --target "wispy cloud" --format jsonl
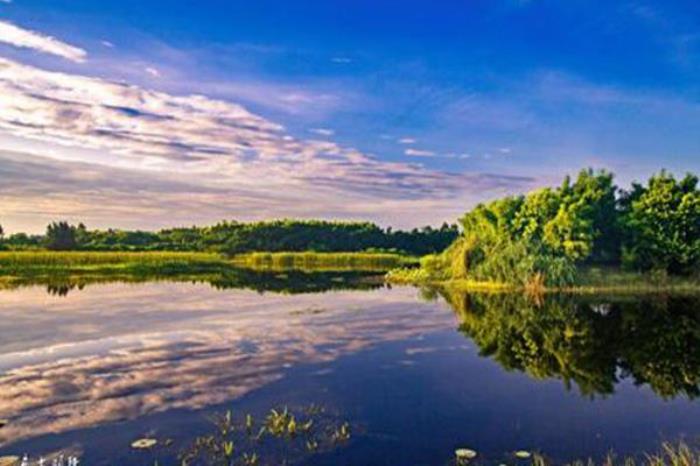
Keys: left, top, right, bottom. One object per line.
{"left": 309, "top": 128, "right": 335, "bottom": 137}
{"left": 0, "top": 20, "right": 87, "bottom": 63}
{"left": 0, "top": 56, "right": 535, "bottom": 231}
{"left": 398, "top": 137, "right": 417, "bottom": 144}
{"left": 145, "top": 66, "right": 161, "bottom": 77}
{"left": 405, "top": 148, "right": 436, "bottom": 157}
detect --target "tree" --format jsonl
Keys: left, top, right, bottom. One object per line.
{"left": 0, "top": 224, "right": 4, "bottom": 240}
{"left": 620, "top": 171, "right": 700, "bottom": 275}
{"left": 46, "top": 221, "right": 78, "bottom": 251}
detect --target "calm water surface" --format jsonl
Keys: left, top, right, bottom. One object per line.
{"left": 0, "top": 272, "right": 698, "bottom": 465}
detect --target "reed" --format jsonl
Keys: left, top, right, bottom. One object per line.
{"left": 232, "top": 251, "right": 414, "bottom": 271}
{"left": 0, "top": 251, "right": 226, "bottom": 277}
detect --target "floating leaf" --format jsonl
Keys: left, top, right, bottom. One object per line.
{"left": 0, "top": 457, "right": 20, "bottom": 466}
{"left": 455, "top": 448, "right": 478, "bottom": 460}
{"left": 0, "top": 419, "right": 8, "bottom": 429}
{"left": 131, "top": 438, "right": 158, "bottom": 449}
{"left": 515, "top": 450, "right": 532, "bottom": 459}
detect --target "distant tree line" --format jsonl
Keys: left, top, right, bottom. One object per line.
{"left": 0, "top": 219, "right": 459, "bottom": 256}
{"left": 420, "top": 169, "right": 699, "bottom": 286}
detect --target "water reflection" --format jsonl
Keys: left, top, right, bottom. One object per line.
{"left": 0, "top": 276, "right": 699, "bottom": 463}
{"left": 0, "top": 282, "right": 449, "bottom": 448}
{"left": 441, "top": 290, "right": 700, "bottom": 399}
{"left": 2, "top": 268, "right": 385, "bottom": 297}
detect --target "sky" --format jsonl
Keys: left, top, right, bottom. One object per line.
{"left": 0, "top": 0, "right": 698, "bottom": 233}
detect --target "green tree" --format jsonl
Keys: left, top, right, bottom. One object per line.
{"left": 46, "top": 221, "right": 78, "bottom": 251}
{"left": 620, "top": 171, "right": 700, "bottom": 275}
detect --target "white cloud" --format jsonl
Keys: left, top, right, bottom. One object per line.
{"left": 145, "top": 66, "right": 160, "bottom": 77}
{"left": 309, "top": 128, "right": 335, "bottom": 137}
{"left": 100, "top": 40, "right": 115, "bottom": 48}
{"left": 0, "top": 20, "right": 87, "bottom": 63}
{"left": 398, "top": 137, "right": 417, "bottom": 144}
{"left": 499, "top": 147, "right": 512, "bottom": 154}
{"left": 331, "top": 57, "right": 352, "bottom": 64}
{"left": 0, "top": 56, "right": 536, "bottom": 231}
{"left": 405, "top": 148, "right": 436, "bottom": 157}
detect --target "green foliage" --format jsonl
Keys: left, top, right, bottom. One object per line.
{"left": 45, "top": 221, "right": 78, "bottom": 251}
{"left": 407, "top": 168, "right": 697, "bottom": 287}
{"left": 3, "top": 219, "right": 459, "bottom": 256}
{"left": 441, "top": 169, "right": 618, "bottom": 287}
{"left": 179, "top": 405, "right": 351, "bottom": 466}
{"left": 620, "top": 171, "right": 700, "bottom": 275}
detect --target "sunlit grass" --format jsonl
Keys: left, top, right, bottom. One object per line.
{"left": 232, "top": 251, "right": 415, "bottom": 271}
{"left": 0, "top": 251, "right": 227, "bottom": 277}
{"left": 0, "top": 251, "right": 223, "bottom": 266}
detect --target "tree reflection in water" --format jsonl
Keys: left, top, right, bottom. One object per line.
{"left": 440, "top": 289, "right": 700, "bottom": 399}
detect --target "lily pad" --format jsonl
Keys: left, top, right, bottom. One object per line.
{"left": 0, "top": 457, "right": 20, "bottom": 466}
{"left": 515, "top": 450, "right": 532, "bottom": 459}
{"left": 455, "top": 448, "right": 478, "bottom": 460}
{"left": 131, "top": 438, "right": 158, "bottom": 449}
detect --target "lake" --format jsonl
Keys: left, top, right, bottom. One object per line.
{"left": 0, "top": 271, "right": 698, "bottom": 465}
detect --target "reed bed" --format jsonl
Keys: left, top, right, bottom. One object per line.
{"left": 0, "top": 251, "right": 226, "bottom": 277}
{"left": 233, "top": 251, "right": 414, "bottom": 271}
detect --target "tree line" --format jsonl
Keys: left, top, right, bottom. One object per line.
{"left": 420, "top": 169, "right": 699, "bottom": 286}
{"left": 0, "top": 219, "right": 459, "bottom": 257}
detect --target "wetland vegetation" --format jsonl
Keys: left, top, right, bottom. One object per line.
{"left": 389, "top": 169, "right": 700, "bottom": 291}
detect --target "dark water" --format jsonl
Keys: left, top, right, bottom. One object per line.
{"left": 0, "top": 271, "right": 698, "bottom": 465}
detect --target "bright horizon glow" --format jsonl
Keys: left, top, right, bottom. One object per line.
{"left": 0, "top": 1, "right": 698, "bottom": 233}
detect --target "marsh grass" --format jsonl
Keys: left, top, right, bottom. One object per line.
{"left": 232, "top": 251, "right": 414, "bottom": 271}
{"left": 531, "top": 442, "right": 700, "bottom": 466}
{"left": 0, "top": 251, "right": 228, "bottom": 278}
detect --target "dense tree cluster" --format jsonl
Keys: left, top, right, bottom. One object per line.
{"left": 0, "top": 219, "right": 459, "bottom": 256}
{"left": 421, "top": 169, "right": 699, "bottom": 286}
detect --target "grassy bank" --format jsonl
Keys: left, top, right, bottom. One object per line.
{"left": 232, "top": 251, "right": 415, "bottom": 271}
{"left": 0, "top": 251, "right": 229, "bottom": 278}
{"left": 386, "top": 265, "right": 700, "bottom": 294}
{"left": 0, "top": 251, "right": 409, "bottom": 280}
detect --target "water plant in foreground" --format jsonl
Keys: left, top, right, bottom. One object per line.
{"left": 176, "top": 405, "right": 351, "bottom": 466}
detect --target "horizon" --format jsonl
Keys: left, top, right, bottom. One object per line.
{"left": 1, "top": 1, "right": 698, "bottom": 234}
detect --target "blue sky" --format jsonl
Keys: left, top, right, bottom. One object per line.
{"left": 0, "top": 0, "right": 698, "bottom": 232}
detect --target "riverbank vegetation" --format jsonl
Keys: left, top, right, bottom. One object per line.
{"left": 0, "top": 250, "right": 403, "bottom": 299}
{"left": 389, "top": 169, "right": 699, "bottom": 290}
{"left": 0, "top": 251, "right": 227, "bottom": 277}
{"left": 232, "top": 251, "right": 415, "bottom": 271}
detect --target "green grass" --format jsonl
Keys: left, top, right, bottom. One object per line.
{"left": 232, "top": 251, "right": 415, "bottom": 271}
{"left": 0, "top": 251, "right": 410, "bottom": 281}
{"left": 0, "top": 251, "right": 228, "bottom": 278}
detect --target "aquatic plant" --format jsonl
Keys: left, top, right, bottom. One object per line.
{"left": 177, "top": 405, "right": 352, "bottom": 466}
